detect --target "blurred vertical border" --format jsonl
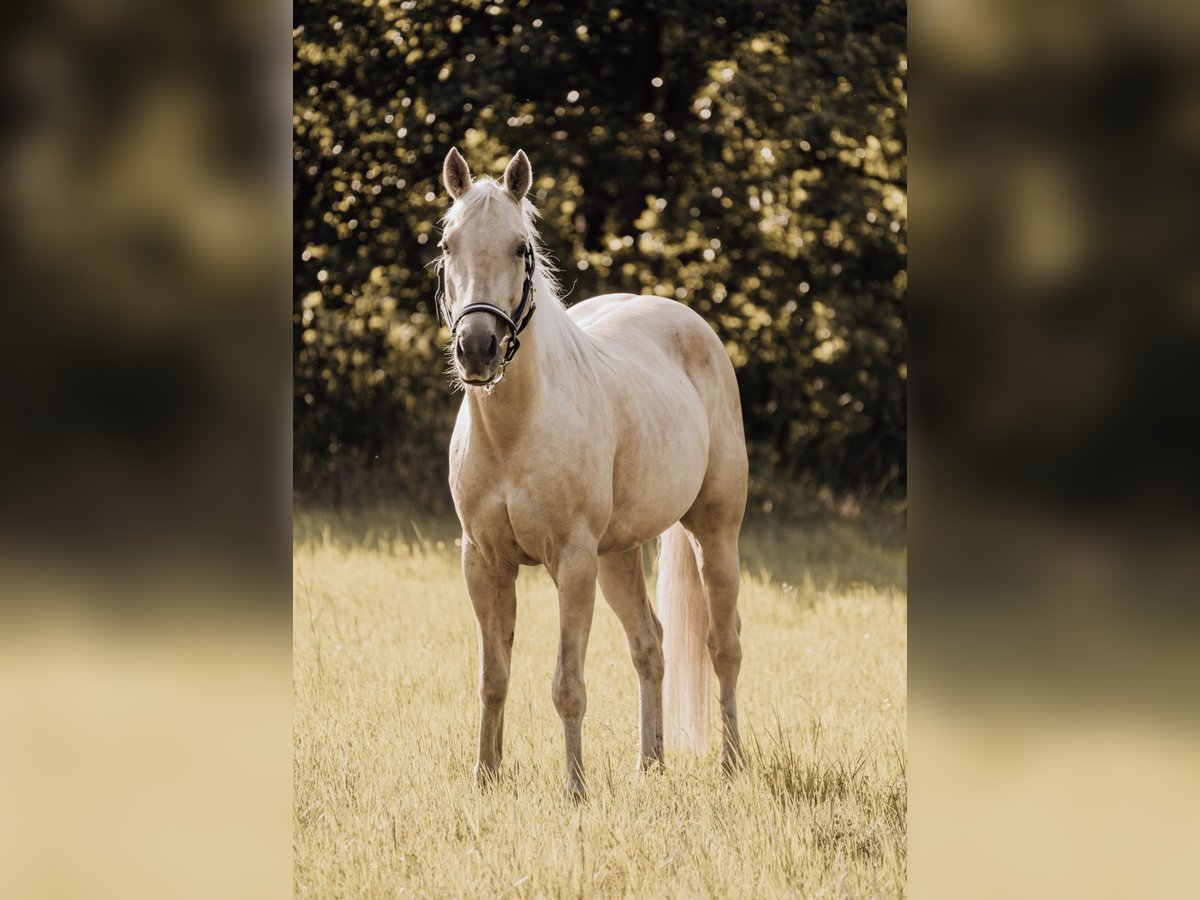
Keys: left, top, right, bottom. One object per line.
{"left": 0, "top": 0, "right": 291, "bottom": 897}
{"left": 4, "top": 0, "right": 1199, "bottom": 894}
{"left": 912, "top": 0, "right": 1200, "bottom": 896}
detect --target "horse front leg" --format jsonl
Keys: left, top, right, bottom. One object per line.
{"left": 463, "top": 538, "right": 518, "bottom": 787}
{"left": 548, "top": 543, "right": 598, "bottom": 800}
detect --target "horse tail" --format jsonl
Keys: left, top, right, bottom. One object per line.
{"left": 657, "top": 522, "right": 710, "bottom": 752}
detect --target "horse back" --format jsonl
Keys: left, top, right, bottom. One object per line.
{"left": 570, "top": 293, "right": 743, "bottom": 430}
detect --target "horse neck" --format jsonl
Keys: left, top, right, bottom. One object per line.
{"left": 466, "top": 269, "right": 588, "bottom": 439}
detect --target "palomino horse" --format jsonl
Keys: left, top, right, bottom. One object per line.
{"left": 436, "top": 148, "right": 746, "bottom": 797}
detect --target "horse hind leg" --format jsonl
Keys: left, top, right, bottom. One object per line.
{"left": 683, "top": 483, "right": 746, "bottom": 772}
{"left": 598, "top": 547, "right": 665, "bottom": 770}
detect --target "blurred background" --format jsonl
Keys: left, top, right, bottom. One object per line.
{"left": 293, "top": 0, "right": 907, "bottom": 512}
{"left": 3, "top": 0, "right": 1198, "bottom": 895}
{"left": 1, "top": 1, "right": 290, "bottom": 898}
{"left": 913, "top": 0, "right": 1200, "bottom": 897}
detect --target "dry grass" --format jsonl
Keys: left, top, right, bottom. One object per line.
{"left": 294, "top": 509, "right": 906, "bottom": 897}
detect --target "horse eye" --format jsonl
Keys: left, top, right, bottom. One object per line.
{"left": 516, "top": 243, "right": 527, "bottom": 257}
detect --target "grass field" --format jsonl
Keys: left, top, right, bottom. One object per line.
{"left": 294, "top": 508, "right": 907, "bottom": 898}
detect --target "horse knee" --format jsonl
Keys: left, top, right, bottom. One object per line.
{"left": 480, "top": 668, "right": 509, "bottom": 708}
{"left": 551, "top": 673, "right": 586, "bottom": 721}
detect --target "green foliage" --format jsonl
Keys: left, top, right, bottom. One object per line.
{"left": 294, "top": 0, "right": 906, "bottom": 503}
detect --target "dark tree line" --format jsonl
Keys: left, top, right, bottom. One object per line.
{"left": 294, "top": 0, "right": 906, "bottom": 508}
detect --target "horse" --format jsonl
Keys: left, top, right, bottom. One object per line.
{"left": 435, "top": 147, "right": 747, "bottom": 797}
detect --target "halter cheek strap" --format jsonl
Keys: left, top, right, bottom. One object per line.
{"left": 435, "top": 243, "right": 537, "bottom": 366}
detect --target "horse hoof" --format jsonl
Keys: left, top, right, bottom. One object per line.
{"left": 637, "top": 755, "right": 666, "bottom": 774}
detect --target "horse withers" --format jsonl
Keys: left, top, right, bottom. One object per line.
{"left": 436, "top": 147, "right": 747, "bottom": 798}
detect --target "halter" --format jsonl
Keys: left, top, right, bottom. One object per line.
{"left": 435, "top": 242, "right": 538, "bottom": 368}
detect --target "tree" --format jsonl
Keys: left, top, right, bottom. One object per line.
{"left": 294, "top": 0, "right": 907, "bottom": 506}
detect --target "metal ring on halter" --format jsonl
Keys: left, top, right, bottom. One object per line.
{"left": 435, "top": 243, "right": 538, "bottom": 367}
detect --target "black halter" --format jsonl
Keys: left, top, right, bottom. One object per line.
{"left": 435, "top": 242, "right": 537, "bottom": 366}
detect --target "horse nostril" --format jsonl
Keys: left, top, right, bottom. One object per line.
{"left": 487, "top": 334, "right": 498, "bottom": 361}
{"left": 454, "top": 335, "right": 466, "bottom": 360}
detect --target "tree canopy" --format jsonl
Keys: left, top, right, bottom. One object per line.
{"left": 294, "top": 0, "right": 907, "bottom": 508}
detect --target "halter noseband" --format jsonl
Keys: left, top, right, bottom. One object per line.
{"left": 435, "top": 242, "right": 537, "bottom": 368}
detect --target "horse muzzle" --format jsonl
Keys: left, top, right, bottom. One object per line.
{"left": 454, "top": 316, "right": 503, "bottom": 384}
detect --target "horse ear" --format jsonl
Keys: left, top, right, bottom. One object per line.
{"left": 443, "top": 147, "right": 472, "bottom": 200}
{"left": 503, "top": 150, "right": 532, "bottom": 202}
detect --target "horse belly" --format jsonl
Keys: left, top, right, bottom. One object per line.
{"left": 601, "top": 415, "right": 709, "bottom": 553}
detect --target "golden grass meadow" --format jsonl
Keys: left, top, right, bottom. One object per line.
{"left": 294, "top": 509, "right": 907, "bottom": 897}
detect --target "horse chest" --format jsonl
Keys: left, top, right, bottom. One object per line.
{"left": 452, "top": 443, "right": 607, "bottom": 566}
